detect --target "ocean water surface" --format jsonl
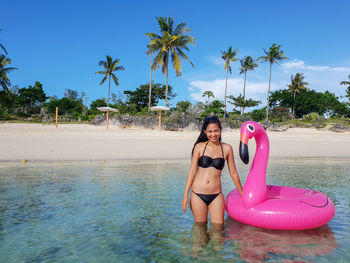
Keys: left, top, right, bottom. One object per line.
{"left": 0, "top": 158, "right": 349, "bottom": 262}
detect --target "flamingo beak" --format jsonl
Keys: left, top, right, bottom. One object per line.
{"left": 240, "top": 132, "right": 249, "bottom": 164}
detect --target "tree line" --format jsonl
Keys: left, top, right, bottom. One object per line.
{"left": 1, "top": 20, "right": 350, "bottom": 122}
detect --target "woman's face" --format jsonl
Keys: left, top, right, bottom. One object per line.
{"left": 204, "top": 123, "right": 221, "bottom": 142}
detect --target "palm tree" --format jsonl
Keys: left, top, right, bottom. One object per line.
{"left": 0, "top": 29, "right": 8, "bottom": 55}
{"left": 239, "top": 56, "right": 258, "bottom": 116}
{"left": 287, "top": 73, "right": 308, "bottom": 118}
{"left": 146, "top": 16, "right": 195, "bottom": 107}
{"left": 0, "top": 55, "right": 18, "bottom": 93}
{"left": 221, "top": 47, "right": 239, "bottom": 115}
{"left": 146, "top": 43, "right": 156, "bottom": 111}
{"left": 202, "top": 90, "right": 215, "bottom": 107}
{"left": 95, "top": 55, "right": 124, "bottom": 107}
{"left": 258, "top": 43, "right": 287, "bottom": 121}
{"left": 340, "top": 74, "right": 350, "bottom": 102}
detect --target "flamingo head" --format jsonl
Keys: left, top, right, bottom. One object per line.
{"left": 239, "top": 121, "right": 262, "bottom": 164}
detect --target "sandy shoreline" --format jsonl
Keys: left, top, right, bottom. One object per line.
{"left": 1, "top": 123, "right": 350, "bottom": 162}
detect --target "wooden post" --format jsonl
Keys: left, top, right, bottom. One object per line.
{"left": 107, "top": 110, "right": 110, "bottom": 130}
{"left": 55, "top": 107, "right": 58, "bottom": 128}
{"left": 158, "top": 110, "right": 161, "bottom": 131}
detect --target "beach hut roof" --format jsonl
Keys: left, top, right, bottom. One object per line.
{"left": 97, "top": 107, "right": 118, "bottom": 112}
{"left": 150, "top": 106, "right": 170, "bottom": 111}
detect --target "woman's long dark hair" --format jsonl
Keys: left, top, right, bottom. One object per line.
{"left": 191, "top": 116, "right": 222, "bottom": 156}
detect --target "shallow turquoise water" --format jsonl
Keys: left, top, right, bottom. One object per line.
{"left": 0, "top": 158, "right": 349, "bottom": 262}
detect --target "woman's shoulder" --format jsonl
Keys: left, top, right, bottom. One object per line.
{"left": 221, "top": 142, "right": 233, "bottom": 151}
{"left": 195, "top": 141, "right": 207, "bottom": 149}
{"left": 193, "top": 141, "right": 206, "bottom": 152}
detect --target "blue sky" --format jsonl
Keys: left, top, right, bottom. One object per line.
{"left": 2, "top": 0, "right": 350, "bottom": 110}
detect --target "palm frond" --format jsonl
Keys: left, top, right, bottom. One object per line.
{"left": 114, "top": 66, "right": 125, "bottom": 71}
{"left": 174, "top": 22, "right": 186, "bottom": 35}
{"left": 167, "top": 17, "right": 174, "bottom": 34}
{"left": 156, "top": 17, "right": 169, "bottom": 33}
{"left": 340, "top": 75, "right": 350, "bottom": 86}
{"left": 176, "top": 48, "right": 194, "bottom": 67}
{"left": 146, "top": 32, "right": 161, "bottom": 39}
{"left": 98, "top": 61, "right": 107, "bottom": 67}
{"left": 99, "top": 75, "right": 107, "bottom": 86}
{"left": 152, "top": 51, "right": 164, "bottom": 70}
{"left": 95, "top": 70, "right": 107, "bottom": 75}
{"left": 0, "top": 67, "right": 18, "bottom": 74}
{"left": 111, "top": 73, "right": 119, "bottom": 86}
{"left": 106, "top": 55, "right": 113, "bottom": 67}
{"left": 0, "top": 43, "right": 7, "bottom": 55}
{"left": 171, "top": 52, "right": 182, "bottom": 76}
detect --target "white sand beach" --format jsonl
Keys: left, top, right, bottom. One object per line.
{"left": 0, "top": 123, "right": 350, "bottom": 162}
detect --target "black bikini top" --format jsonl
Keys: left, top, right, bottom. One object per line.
{"left": 198, "top": 141, "right": 225, "bottom": 170}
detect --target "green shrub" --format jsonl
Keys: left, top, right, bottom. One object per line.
{"left": 247, "top": 107, "right": 266, "bottom": 122}
{"left": 271, "top": 106, "right": 290, "bottom": 122}
{"left": 302, "top": 112, "right": 319, "bottom": 122}
{"left": 0, "top": 104, "right": 9, "bottom": 120}
{"left": 78, "top": 114, "right": 89, "bottom": 121}
{"left": 88, "top": 114, "right": 96, "bottom": 121}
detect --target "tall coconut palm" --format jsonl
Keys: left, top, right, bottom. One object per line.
{"left": 258, "top": 43, "right": 287, "bottom": 121}
{"left": 0, "top": 29, "right": 8, "bottom": 55}
{"left": 146, "top": 16, "right": 195, "bottom": 107}
{"left": 202, "top": 90, "right": 215, "bottom": 107}
{"left": 0, "top": 55, "right": 17, "bottom": 93}
{"left": 145, "top": 43, "right": 156, "bottom": 110}
{"left": 221, "top": 47, "right": 239, "bottom": 115}
{"left": 287, "top": 73, "right": 308, "bottom": 118}
{"left": 239, "top": 56, "right": 258, "bottom": 116}
{"left": 95, "top": 55, "right": 124, "bottom": 107}
{"left": 340, "top": 74, "right": 350, "bottom": 101}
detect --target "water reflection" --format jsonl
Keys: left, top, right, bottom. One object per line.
{"left": 183, "top": 222, "right": 226, "bottom": 260}
{"left": 226, "top": 217, "right": 338, "bottom": 262}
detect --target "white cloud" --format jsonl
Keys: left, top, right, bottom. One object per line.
{"left": 189, "top": 78, "right": 277, "bottom": 104}
{"left": 186, "top": 58, "right": 350, "bottom": 111}
{"left": 282, "top": 59, "right": 305, "bottom": 69}
{"left": 282, "top": 59, "right": 350, "bottom": 72}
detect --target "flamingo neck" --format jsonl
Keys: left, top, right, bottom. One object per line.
{"left": 242, "top": 131, "right": 269, "bottom": 208}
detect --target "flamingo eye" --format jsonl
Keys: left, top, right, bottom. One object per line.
{"left": 247, "top": 124, "right": 255, "bottom": 133}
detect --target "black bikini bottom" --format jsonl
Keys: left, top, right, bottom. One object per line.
{"left": 192, "top": 191, "right": 222, "bottom": 206}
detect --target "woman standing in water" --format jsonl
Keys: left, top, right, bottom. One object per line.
{"left": 182, "top": 116, "right": 243, "bottom": 225}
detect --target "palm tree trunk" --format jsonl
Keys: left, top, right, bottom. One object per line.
{"left": 242, "top": 71, "right": 247, "bottom": 116}
{"left": 224, "top": 68, "right": 228, "bottom": 116}
{"left": 165, "top": 67, "right": 169, "bottom": 107}
{"left": 266, "top": 62, "right": 272, "bottom": 121}
{"left": 292, "top": 90, "right": 296, "bottom": 118}
{"left": 165, "top": 53, "right": 169, "bottom": 107}
{"left": 148, "top": 53, "right": 152, "bottom": 111}
{"left": 107, "top": 75, "right": 111, "bottom": 107}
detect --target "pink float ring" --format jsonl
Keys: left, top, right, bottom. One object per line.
{"left": 226, "top": 121, "right": 335, "bottom": 230}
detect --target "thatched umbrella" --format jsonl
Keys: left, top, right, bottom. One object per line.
{"left": 150, "top": 106, "right": 170, "bottom": 131}
{"left": 97, "top": 107, "right": 118, "bottom": 129}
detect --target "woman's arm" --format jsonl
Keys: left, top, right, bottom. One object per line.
{"left": 182, "top": 144, "right": 200, "bottom": 213}
{"left": 225, "top": 144, "right": 243, "bottom": 195}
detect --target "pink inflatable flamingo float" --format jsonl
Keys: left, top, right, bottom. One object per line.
{"left": 226, "top": 121, "right": 335, "bottom": 230}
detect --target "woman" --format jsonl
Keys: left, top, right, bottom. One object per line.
{"left": 182, "top": 116, "right": 243, "bottom": 225}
